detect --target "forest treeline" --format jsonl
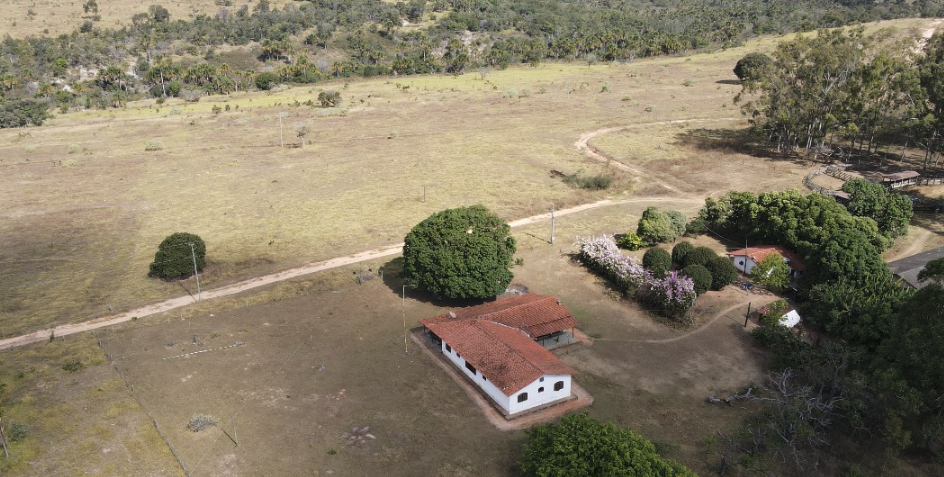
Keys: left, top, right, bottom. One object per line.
{"left": 699, "top": 186, "right": 944, "bottom": 474}
{"left": 3, "top": 0, "right": 944, "bottom": 126}
{"left": 738, "top": 26, "right": 944, "bottom": 172}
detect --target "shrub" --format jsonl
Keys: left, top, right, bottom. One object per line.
{"left": 636, "top": 207, "right": 682, "bottom": 244}
{"left": 255, "top": 72, "right": 280, "bottom": 90}
{"left": 563, "top": 172, "right": 613, "bottom": 190}
{"left": 167, "top": 80, "right": 181, "bottom": 97}
{"left": 0, "top": 99, "right": 50, "bottom": 128}
{"left": 637, "top": 270, "right": 697, "bottom": 319}
{"left": 665, "top": 210, "right": 687, "bottom": 238}
{"left": 682, "top": 246, "right": 717, "bottom": 267}
{"left": 576, "top": 235, "right": 651, "bottom": 292}
{"left": 521, "top": 414, "right": 696, "bottom": 477}
{"left": 402, "top": 205, "right": 515, "bottom": 299}
{"left": 318, "top": 90, "right": 342, "bottom": 107}
{"left": 672, "top": 241, "right": 694, "bottom": 265}
{"left": 642, "top": 247, "right": 672, "bottom": 278}
{"left": 144, "top": 140, "right": 164, "bottom": 151}
{"left": 62, "top": 358, "right": 84, "bottom": 373}
{"left": 187, "top": 414, "right": 218, "bottom": 432}
{"left": 705, "top": 256, "right": 739, "bottom": 289}
{"left": 616, "top": 231, "right": 646, "bottom": 251}
{"left": 686, "top": 217, "right": 708, "bottom": 235}
{"left": 760, "top": 299, "right": 790, "bottom": 326}
{"left": 8, "top": 421, "right": 28, "bottom": 442}
{"left": 149, "top": 232, "right": 206, "bottom": 279}
{"left": 682, "top": 264, "right": 713, "bottom": 295}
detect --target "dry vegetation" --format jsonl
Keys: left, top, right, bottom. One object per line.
{"left": 2, "top": 18, "right": 944, "bottom": 476}
{"left": 0, "top": 334, "right": 183, "bottom": 475}
{"left": 1, "top": 0, "right": 297, "bottom": 38}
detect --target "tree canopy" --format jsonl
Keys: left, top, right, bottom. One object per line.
{"left": 841, "top": 179, "right": 913, "bottom": 238}
{"left": 402, "top": 205, "right": 516, "bottom": 299}
{"left": 733, "top": 52, "right": 772, "bottom": 83}
{"left": 636, "top": 207, "right": 685, "bottom": 244}
{"left": 148, "top": 232, "right": 206, "bottom": 279}
{"left": 521, "top": 413, "right": 696, "bottom": 477}
{"left": 750, "top": 252, "right": 790, "bottom": 290}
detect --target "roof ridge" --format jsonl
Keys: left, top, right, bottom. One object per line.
{"left": 473, "top": 319, "right": 544, "bottom": 378}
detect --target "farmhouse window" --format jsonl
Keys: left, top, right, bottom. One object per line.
{"left": 539, "top": 377, "right": 544, "bottom": 382}
{"left": 465, "top": 361, "right": 477, "bottom": 375}
{"left": 538, "top": 387, "right": 545, "bottom": 393}
{"left": 445, "top": 344, "right": 451, "bottom": 353}
{"left": 554, "top": 381, "right": 564, "bottom": 391}
{"left": 518, "top": 393, "right": 529, "bottom": 403}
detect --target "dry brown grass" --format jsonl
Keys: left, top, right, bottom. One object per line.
{"left": 0, "top": 334, "right": 183, "bottom": 475}
{"left": 2, "top": 18, "right": 938, "bottom": 340}
{"left": 1, "top": 0, "right": 297, "bottom": 38}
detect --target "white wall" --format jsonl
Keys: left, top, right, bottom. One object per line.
{"left": 507, "top": 374, "right": 571, "bottom": 415}
{"left": 440, "top": 340, "right": 572, "bottom": 415}
{"left": 730, "top": 256, "right": 758, "bottom": 275}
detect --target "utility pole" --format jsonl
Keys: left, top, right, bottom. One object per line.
{"left": 188, "top": 242, "right": 202, "bottom": 302}
{"left": 744, "top": 302, "right": 751, "bottom": 327}
{"left": 743, "top": 239, "right": 749, "bottom": 274}
{"left": 279, "top": 112, "right": 284, "bottom": 148}
{"left": 550, "top": 203, "right": 556, "bottom": 245}
{"left": 402, "top": 285, "right": 408, "bottom": 353}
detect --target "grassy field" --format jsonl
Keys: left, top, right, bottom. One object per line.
{"left": 2, "top": 19, "right": 944, "bottom": 475}
{"left": 0, "top": 334, "right": 183, "bottom": 475}
{"left": 1, "top": 18, "right": 938, "bottom": 340}
{"left": 88, "top": 224, "right": 770, "bottom": 476}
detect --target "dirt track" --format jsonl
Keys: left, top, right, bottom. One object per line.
{"left": 1, "top": 121, "right": 715, "bottom": 351}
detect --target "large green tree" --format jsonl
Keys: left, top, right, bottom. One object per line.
{"left": 148, "top": 232, "right": 206, "bottom": 279}
{"left": 750, "top": 252, "right": 791, "bottom": 290}
{"left": 521, "top": 413, "right": 696, "bottom": 477}
{"left": 874, "top": 284, "right": 944, "bottom": 449}
{"left": 402, "top": 205, "right": 516, "bottom": 299}
{"left": 841, "top": 178, "right": 913, "bottom": 238}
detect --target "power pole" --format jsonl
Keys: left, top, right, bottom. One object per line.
{"left": 550, "top": 203, "right": 556, "bottom": 244}
{"left": 279, "top": 112, "right": 284, "bottom": 148}
{"left": 402, "top": 285, "right": 408, "bottom": 353}
{"left": 188, "top": 242, "right": 202, "bottom": 302}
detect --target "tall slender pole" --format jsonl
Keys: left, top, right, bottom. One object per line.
{"left": 550, "top": 204, "right": 556, "bottom": 245}
{"left": 188, "top": 242, "right": 201, "bottom": 302}
{"left": 402, "top": 285, "right": 407, "bottom": 353}
{"left": 743, "top": 240, "right": 749, "bottom": 274}
{"left": 279, "top": 112, "right": 284, "bottom": 148}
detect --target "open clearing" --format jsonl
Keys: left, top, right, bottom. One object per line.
{"left": 92, "top": 228, "right": 774, "bottom": 476}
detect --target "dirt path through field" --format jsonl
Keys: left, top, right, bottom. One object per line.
{"left": 575, "top": 117, "right": 741, "bottom": 194}
{"left": 0, "top": 195, "right": 702, "bottom": 351}
{"left": 914, "top": 18, "right": 943, "bottom": 54}
{"left": 1, "top": 118, "right": 736, "bottom": 351}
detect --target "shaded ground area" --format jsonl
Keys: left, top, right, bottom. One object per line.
{"left": 0, "top": 334, "right": 183, "bottom": 476}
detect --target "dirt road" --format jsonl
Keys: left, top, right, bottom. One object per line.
{"left": 0, "top": 196, "right": 701, "bottom": 351}
{"left": 1, "top": 119, "right": 720, "bottom": 351}
{"left": 574, "top": 118, "right": 742, "bottom": 195}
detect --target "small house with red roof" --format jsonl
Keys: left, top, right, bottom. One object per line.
{"left": 421, "top": 294, "right": 579, "bottom": 416}
{"left": 727, "top": 245, "right": 807, "bottom": 279}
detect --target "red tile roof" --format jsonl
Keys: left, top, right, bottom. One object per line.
{"left": 421, "top": 294, "right": 579, "bottom": 396}
{"left": 422, "top": 294, "right": 578, "bottom": 338}
{"left": 727, "top": 245, "right": 807, "bottom": 272}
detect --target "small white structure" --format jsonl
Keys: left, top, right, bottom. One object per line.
{"left": 422, "top": 294, "right": 578, "bottom": 416}
{"left": 727, "top": 245, "right": 807, "bottom": 279}
{"left": 779, "top": 309, "right": 801, "bottom": 328}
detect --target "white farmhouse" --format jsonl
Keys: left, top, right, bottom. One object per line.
{"left": 727, "top": 245, "right": 807, "bottom": 279}
{"left": 421, "top": 294, "right": 579, "bottom": 417}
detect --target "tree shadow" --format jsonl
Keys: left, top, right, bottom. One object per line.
{"left": 378, "top": 256, "right": 499, "bottom": 308}
{"left": 716, "top": 79, "right": 741, "bottom": 85}
{"left": 674, "top": 127, "right": 807, "bottom": 166}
